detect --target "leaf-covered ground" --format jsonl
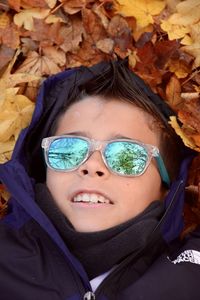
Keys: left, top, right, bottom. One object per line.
{"left": 0, "top": 0, "right": 200, "bottom": 232}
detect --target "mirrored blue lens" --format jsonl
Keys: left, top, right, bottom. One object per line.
{"left": 48, "top": 137, "right": 88, "bottom": 170}
{"left": 104, "top": 141, "right": 148, "bottom": 175}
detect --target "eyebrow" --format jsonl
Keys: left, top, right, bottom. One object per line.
{"left": 61, "top": 131, "right": 134, "bottom": 140}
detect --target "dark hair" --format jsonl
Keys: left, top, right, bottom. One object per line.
{"left": 48, "top": 61, "right": 183, "bottom": 182}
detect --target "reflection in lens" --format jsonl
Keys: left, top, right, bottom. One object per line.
{"left": 105, "top": 141, "right": 148, "bottom": 175}
{"left": 48, "top": 137, "right": 88, "bottom": 170}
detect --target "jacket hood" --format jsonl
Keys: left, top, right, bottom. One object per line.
{"left": 0, "top": 60, "right": 196, "bottom": 243}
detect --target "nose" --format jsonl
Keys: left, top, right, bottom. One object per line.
{"left": 78, "top": 151, "right": 110, "bottom": 178}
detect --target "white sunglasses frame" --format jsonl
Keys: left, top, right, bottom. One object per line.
{"left": 41, "top": 135, "right": 170, "bottom": 186}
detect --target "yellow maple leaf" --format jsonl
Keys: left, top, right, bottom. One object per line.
{"left": 182, "top": 42, "right": 200, "bottom": 68}
{"left": 161, "top": 0, "right": 200, "bottom": 41}
{"left": 0, "top": 51, "right": 40, "bottom": 163}
{"left": 0, "top": 94, "right": 35, "bottom": 143}
{"left": 181, "top": 22, "right": 200, "bottom": 68}
{"left": 169, "top": 116, "right": 200, "bottom": 152}
{"left": 115, "top": 0, "right": 166, "bottom": 28}
{"left": 161, "top": 19, "right": 189, "bottom": 40}
{"left": 14, "top": 8, "right": 50, "bottom": 30}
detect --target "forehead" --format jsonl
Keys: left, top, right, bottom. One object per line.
{"left": 56, "top": 96, "right": 160, "bottom": 145}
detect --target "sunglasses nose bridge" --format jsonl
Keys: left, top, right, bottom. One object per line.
{"left": 91, "top": 139, "right": 103, "bottom": 152}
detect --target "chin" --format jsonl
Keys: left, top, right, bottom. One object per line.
{"left": 73, "top": 222, "right": 110, "bottom": 233}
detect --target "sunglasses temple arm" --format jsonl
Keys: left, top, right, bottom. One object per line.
{"left": 155, "top": 155, "right": 170, "bottom": 187}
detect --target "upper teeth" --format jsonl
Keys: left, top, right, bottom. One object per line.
{"left": 73, "top": 193, "right": 110, "bottom": 204}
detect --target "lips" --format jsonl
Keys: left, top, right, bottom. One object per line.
{"left": 71, "top": 190, "right": 113, "bottom": 204}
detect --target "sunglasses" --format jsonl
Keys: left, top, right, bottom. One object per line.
{"left": 41, "top": 135, "right": 170, "bottom": 186}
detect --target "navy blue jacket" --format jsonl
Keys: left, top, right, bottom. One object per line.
{"left": 1, "top": 66, "right": 200, "bottom": 300}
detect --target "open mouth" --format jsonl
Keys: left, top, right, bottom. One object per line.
{"left": 72, "top": 193, "right": 113, "bottom": 205}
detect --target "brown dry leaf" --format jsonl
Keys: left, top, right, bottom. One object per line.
{"left": 0, "top": 24, "right": 20, "bottom": 49}
{"left": 8, "top": 0, "right": 21, "bottom": 11}
{"left": 16, "top": 51, "right": 62, "bottom": 75}
{"left": 187, "top": 155, "right": 200, "bottom": 185}
{"left": 66, "top": 38, "right": 108, "bottom": 68}
{"left": 61, "top": 0, "right": 86, "bottom": 15}
{"left": 108, "top": 15, "right": 133, "bottom": 56}
{"left": 29, "top": 19, "right": 63, "bottom": 47}
{"left": 21, "top": 0, "right": 49, "bottom": 8}
{"left": 0, "top": 45, "right": 15, "bottom": 72}
{"left": 59, "top": 16, "right": 84, "bottom": 52}
{"left": 82, "top": 7, "right": 107, "bottom": 43}
{"left": 14, "top": 8, "right": 50, "bottom": 30}
{"left": 93, "top": 2, "right": 110, "bottom": 29}
{"left": 45, "top": 0, "right": 57, "bottom": 8}
{"left": 116, "top": 0, "right": 166, "bottom": 28}
{"left": 134, "top": 41, "right": 165, "bottom": 88}
{"left": 45, "top": 14, "right": 65, "bottom": 24}
{"left": 96, "top": 38, "right": 114, "bottom": 54}
{"left": 42, "top": 46, "right": 66, "bottom": 67}
{"left": 132, "top": 24, "right": 153, "bottom": 42}
{"left": 178, "top": 100, "right": 200, "bottom": 134}
{"left": 169, "top": 116, "right": 200, "bottom": 152}
{"left": 21, "top": 38, "right": 38, "bottom": 55}
{"left": 165, "top": 75, "right": 182, "bottom": 108}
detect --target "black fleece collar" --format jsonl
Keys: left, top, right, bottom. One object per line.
{"left": 35, "top": 183, "right": 165, "bottom": 280}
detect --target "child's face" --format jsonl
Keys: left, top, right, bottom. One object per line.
{"left": 46, "top": 96, "right": 164, "bottom": 232}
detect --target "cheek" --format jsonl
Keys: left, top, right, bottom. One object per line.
{"left": 117, "top": 170, "right": 162, "bottom": 208}
{"left": 46, "top": 170, "right": 69, "bottom": 199}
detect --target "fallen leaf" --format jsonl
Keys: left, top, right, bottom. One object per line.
{"left": 45, "top": 14, "right": 65, "bottom": 24}
{"left": 21, "top": 0, "right": 48, "bottom": 8}
{"left": 82, "top": 8, "right": 107, "bottom": 42}
{"left": 182, "top": 42, "right": 200, "bottom": 69}
{"left": 181, "top": 92, "right": 199, "bottom": 100}
{"left": 29, "top": 19, "right": 63, "bottom": 46}
{"left": 96, "top": 38, "right": 114, "bottom": 54}
{"left": 16, "top": 51, "right": 61, "bottom": 75}
{"left": 42, "top": 46, "right": 66, "bottom": 66}
{"left": 61, "top": 0, "right": 86, "bottom": 15}
{"left": 116, "top": 0, "right": 166, "bottom": 28}
{"left": 178, "top": 99, "right": 200, "bottom": 133}
{"left": 45, "top": 0, "right": 57, "bottom": 8}
{"left": 169, "top": 116, "right": 200, "bottom": 152}
{"left": 0, "top": 45, "right": 15, "bottom": 72}
{"left": 0, "top": 23, "right": 20, "bottom": 49}
{"left": 93, "top": 2, "right": 109, "bottom": 29}
{"left": 128, "top": 50, "right": 139, "bottom": 68}
{"left": 165, "top": 75, "right": 182, "bottom": 108}
{"left": 162, "top": 20, "right": 189, "bottom": 41}
{"left": 14, "top": 8, "right": 50, "bottom": 30}
{"left": 59, "top": 16, "right": 84, "bottom": 52}
{"left": 0, "top": 94, "right": 35, "bottom": 142}
{"left": 0, "top": 12, "right": 10, "bottom": 29}
{"left": 8, "top": 0, "right": 21, "bottom": 11}
{"left": 66, "top": 38, "right": 108, "bottom": 68}
{"left": 168, "top": 59, "right": 191, "bottom": 78}
{"left": 108, "top": 15, "right": 133, "bottom": 55}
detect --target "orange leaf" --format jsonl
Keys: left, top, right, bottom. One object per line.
{"left": 82, "top": 8, "right": 107, "bottom": 42}
{"left": 165, "top": 75, "right": 182, "bottom": 109}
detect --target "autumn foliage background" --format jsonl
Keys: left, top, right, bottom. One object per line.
{"left": 0, "top": 0, "right": 200, "bottom": 233}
